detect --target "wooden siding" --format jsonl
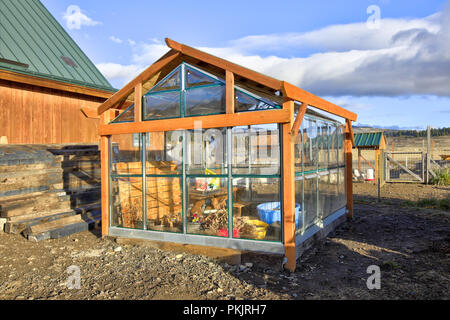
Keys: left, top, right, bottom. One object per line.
{"left": 0, "top": 79, "right": 106, "bottom": 144}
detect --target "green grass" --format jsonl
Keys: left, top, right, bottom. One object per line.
{"left": 430, "top": 168, "right": 450, "bottom": 186}
{"left": 403, "top": 198, "right": 450, "bottom": 211}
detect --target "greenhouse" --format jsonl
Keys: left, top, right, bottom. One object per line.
{"left": 97, "top": 39, "right": 357, "bottom": 271}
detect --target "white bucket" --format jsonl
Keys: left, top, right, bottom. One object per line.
{"left": 366, "top": 168, "right": 375, "bottom": 181}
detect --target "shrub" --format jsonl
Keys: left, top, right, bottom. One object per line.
{"left": 430, "top": 168, "right": 450, "bottom": 186}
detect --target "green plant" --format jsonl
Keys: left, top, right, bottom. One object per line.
{"left": 430, "top": 168, "right": 450, "bottom": 186}
{"left": 403, "top": 197, "right": 450, "bottom": 211}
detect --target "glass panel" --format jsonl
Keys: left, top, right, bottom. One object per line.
{"left": 186, "top": 177, "right": 229, "bottom": 237}
{"left": 143, "top": 91, "right": 180, "bottom": 120}
{"left": 111, "top": 134, "right": 143, "bottom": 175}
{"left": 232, "top": 124, "right": 280, "bottom": 175}
{"left": 185, "top": 66, "right": 221, "bottom": 88}
{"left": 329, "top": 124, "right": 338, "bottom": 168}
{"left": 337, "top": 167, "right": 346, "bottom": 209}
{"left": 317, "top": 121, "right": 329, "bottom": 169}
{"left": 185, "top": 85, "right": 226, "bottom": 116}
{"left": 232, "top": 177, "right": 281, "bottom": 242}
{"left": 235, "top": 90, "right": 276, "bottom": 112}
{"left": 150, "top": 67, "right": 181, "bottom": 92}
{"left": 146, "top": 177, "right": 182, "bottom": 233}
{"left": 110, "top": 176, "right": 143, "bottom": 229}
{"left": 329, "top": 168, "right": 340, "bottom": 214}
{"left": 111, "top": 105, "right": 134, "bottom": 123}
{"left": 146, "top": 131, "right": 183, "bottom": 174}
{"left": 318, "top": 172, "right": 331, "bottom": 219}
{"left": 295, "top": 175, "right": 304, "bottom": 233}
{"left": 337, "top": 125, "right": 345, "bottom": 165}
{"left": 303, "top": 173, "right": 317, "bottom": 230}
{"left": 303, "top": 118, "right": 318, "bottom": 172}
{"left": 186, "top": 128, "right": 227, "bottom": 175}
{"left": 294, "top": 122, "right": 303, "bottom": 173}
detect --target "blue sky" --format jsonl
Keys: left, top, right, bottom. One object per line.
{"left": 41, "top": 0, "right": 450, "bottom": 129}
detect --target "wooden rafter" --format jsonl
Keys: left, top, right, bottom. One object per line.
{"left": 165, "top": 38, "right": 283, "bottom": 91}
{"left": 282, "top": 81, "right": 357, "bottom": 122}
{"left": 346, "top": 119, "right": 355, "bottom": 147}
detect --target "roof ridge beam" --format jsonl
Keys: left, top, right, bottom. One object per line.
{"left": 282, "top": 81, "right": 357, "bottom": 122}
{"left": 165, "top": 38, "right": 282, "bottom": 91}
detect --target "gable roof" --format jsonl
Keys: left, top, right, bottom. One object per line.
{"left": 0, "top": 0, "right": 114, "bottom": 92}
{"left": 354, "top": 132, "right": 385, "bottom": 147}
{"left": 97, "top": 38, "right": 357, "bottom": 122}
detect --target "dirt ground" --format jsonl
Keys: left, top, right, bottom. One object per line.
{"left": 0, "top": 183, "right": 449, "bottom": 300}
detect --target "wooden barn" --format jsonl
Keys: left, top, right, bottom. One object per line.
{"left": 0, "top": 0, "right": 115, "bottom": 145}
{"left": 96, "top": 38, "right": 357, "bottom": 271}
{"left": 0, "top": 0, "right": 115, "bottom": 240}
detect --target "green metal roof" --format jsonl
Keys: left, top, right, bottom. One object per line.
{"left": 0, "top": 0, "right": 114, "bottom": 92}
{"left": 354, "top": 132, "right": 384, "bottom": 147}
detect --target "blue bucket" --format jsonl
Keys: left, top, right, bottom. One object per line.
{"left": 256, "top": 202, "right": 301, "bottom": 228}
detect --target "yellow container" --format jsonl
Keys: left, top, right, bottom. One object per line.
{"left": 247, "top": 220, "right": 269, "bottom": 240}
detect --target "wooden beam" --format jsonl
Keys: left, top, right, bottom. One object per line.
{"left": 97, "top": 49, "right": 180, "bottom": 115}
{"left": 346, "top": 119, "right": 355, "bottom": 147}
{"left": 165, "top": 38, "right": 283, "bottom": 91}
{"left": 290, "top": 102, "right": 307, "bottom": 138}
{"left": 282, "top": 100, "right": 296, "bottom": 272}
{"left": 134, "top": 83, "right": 142, "bottom": 122}
{"left": 80, "top": 106, "right": 100, "bottom": 119}
{"left": 345, "top": 121, "right": 354, "bottom": 219}
{"left": 282, "top": 81, "right": 357, "bottom": 121}
{"left": 99, "top": 108, "right": 291, "bottom": 135}
{"left": 226, "top": 70, "right": 235, "bottom": 114}
{"left": 100, "top": 111, "right": 112, "bottom": 239}
{"left": 0, "top": 68, "right": 114, "bottom": 99}
{"left": 374, "top": 149, "right": 380, "bottom": 182}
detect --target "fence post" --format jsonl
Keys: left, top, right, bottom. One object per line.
{"left": 426, "top": 125, "right": 431, "bottom": 184}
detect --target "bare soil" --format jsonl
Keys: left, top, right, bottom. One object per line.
{"left": 0, "top": 183, "right": 449, "bottom": 300}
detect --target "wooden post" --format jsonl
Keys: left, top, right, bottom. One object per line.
{"left": 100, "top": 111, "right": 112, "bottom": 239}
{"left": 374, "top": 148, "right": 380, "bottom": 182}
{"left": 226, "top": 70, "right": 235, "bottom": 114}
{"left": 426, "top": 125, "right": 431, "bottom": 184}
{"left": 134, "top": 83, "right": 142, "bottom": 123}
{"left": 282, "top": 100, "right": 296, "bottom": 272}
{"left": 345, "top": 120, "right": 353, "bottom": 219}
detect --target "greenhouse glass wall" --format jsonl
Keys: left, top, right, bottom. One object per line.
{"left": 98, "top": 38, "right": 356, "bottom": 271}
{"left": 106, "top": 62, "right": 347, "bottom": 252}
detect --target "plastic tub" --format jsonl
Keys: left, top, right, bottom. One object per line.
{"left": 256, "top": 202, "right": 301, "bottom": 228}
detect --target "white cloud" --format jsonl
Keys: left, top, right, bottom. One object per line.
{"left": 63, "top": 5, "right": 101, "bottom": 30}
{"left": 96, "top": 63, "right": 143, "bottom": 82}
{"left": 109, "top": 36, "right": 123, "bottom": 44}
{"left": 97, "top": 3, "right": 450, "bottom": 98}
{"left": 127, "top": 39, "right": 136, "bottom": 46}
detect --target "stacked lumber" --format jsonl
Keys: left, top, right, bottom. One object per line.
{"left": 0, "top": 144, "right": 101, "bottom": 241}
{"left": 112, "top": 161, "right": 182, "bottom": 228}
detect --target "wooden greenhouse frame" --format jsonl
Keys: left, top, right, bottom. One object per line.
{"left": 97, "top": 38, "right": 357, "bottom": 271}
